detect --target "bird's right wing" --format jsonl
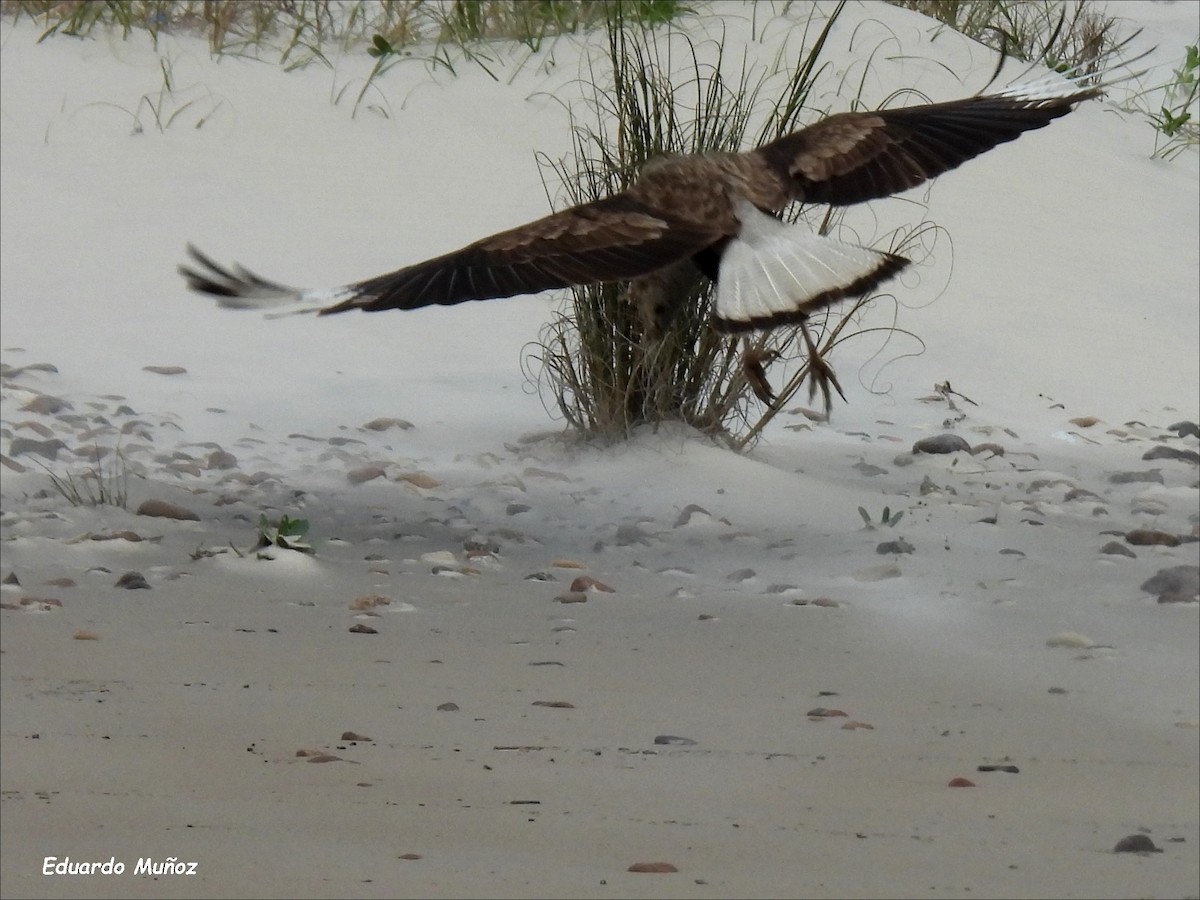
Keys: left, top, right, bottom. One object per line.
{"left": 179, "top": 194, "right": 721, "bottom": 317}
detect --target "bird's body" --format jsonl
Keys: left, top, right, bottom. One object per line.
{"left": 181, "top": 72, "right": 1104, "bottom": 406}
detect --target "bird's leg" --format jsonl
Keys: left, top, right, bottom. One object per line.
{"left": 741, "top": 338, "right": 780, "bottom": 405}
{"left": 799, "top": 316, "right": 846, "bottom": 415}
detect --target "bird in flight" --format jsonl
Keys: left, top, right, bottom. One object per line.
{"left": 181, "top": 73, "right": 1102, "bottom": 409}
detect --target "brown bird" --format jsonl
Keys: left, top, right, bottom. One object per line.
{"left": 181, "top": 74, "right": 1102, "bottom": 405}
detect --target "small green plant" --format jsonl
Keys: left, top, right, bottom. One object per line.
{"left": 253, "top": 513, "right": 314, "bottom": 555}
{"left": 36, "top": 445, "right": 129, "bottom": 509}
{"left": 1147, "top": 44, "right": 1199, "bottom": 159}
{"left": 858, "top": 504, "right": 905, "bottom": 529}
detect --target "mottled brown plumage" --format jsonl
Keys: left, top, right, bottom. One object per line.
{"left": 181, "top": 77, "right": 1102, "bottom": 334}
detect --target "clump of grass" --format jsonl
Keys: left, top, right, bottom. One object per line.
{"left": 1138, "top": 43, "right": 1199, "bottom": 160}
{"left": 2, "top": 0, "right": 690, "bottom": 72}
{"left": 36, "top": 445, "right": 130, "bottom": 509}
{"left": 526, "top": 0, "right": 936, "bottom": 447}
{"left": 889, "top": 0, "right": 1122, "bottom": 81}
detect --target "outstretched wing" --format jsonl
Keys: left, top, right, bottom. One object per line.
{"left": 756, "top": 75, "right": 1103, "bottom": 207}
{"left": 179, "top": 193, "right": 723, "bottom": 316}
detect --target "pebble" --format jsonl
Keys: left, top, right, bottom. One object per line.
{"left": 948, "top": 777, "right": 976, "bottom": 788}
{"left": 340, "top": 731, "right": 372, "bottom": 742}
{"left": 72, "top": 630, "right": 100, "bottom": 640}
{"left": 1112, "top": 834, "right": 1162, "bottom": 854}
{"left": 398, "top": 471, "right": 441, "bottom": 489}
{"left": 1045, "top": 632, "right": 1095, "bottom": 649}
{"left": 361, "top": 417, "right": 414, "bottom": 431}
{"left": 348, "top": 624, "right": 377, "bottom": 634}
{"left": 554, "top": 592, "right": 588, "bottom": 604}
{"left": 114, "top": 571, "right": 150, "bottom": 590}
{"left": 436, "top": 702, "right": 459, "bottom": 712}
{"left": 531, "top": 700, "right": 574, "bottom": 709}
{"left": 1140, "top": 565, "right": 1199, "bottom": 604}
{"left": 913, "top": 434, "right": 971, "bottom": 454}
{"left": 1125, "top": 529, "right": 1180, "bottom": 547}
{"left": 615, "top": 523, "right": 652, "bottom": 546}
{"left": 1142, "top": 445, "right": 1200, "bottom": 463}
{"left": 627, "top": 862, "right": 678, "bottom": 873}
{"left": 1166, "top": 420, "right": 1199, "bottom": 439}
{"left": 653, "top": 735, "right": 697, "bottom": 746}
{"left": 806, "top": 707, "right": 848, "bottom": 718}
{"left": 8, "top": 437, "right": 67, "bottom": 459}
{"left": 142, "top": 365, "right": 187, "bottom": 375}
{"left": 136, "top": 499, "right": 199, "bottom": 521}
{"left": 876, "top": 538, "right": 914, "bottom": 555}
{"left": 21, "top": 394, "right": 71, "bottom": 414}
{"left": 569, "top": 575, "right": 614, "bottom": 593}
{"left": 1108, "top": 470, "right": 1164, "bottom": 485}
{"left": 1100, "top": 541, "right": 1136, "bottom": 558}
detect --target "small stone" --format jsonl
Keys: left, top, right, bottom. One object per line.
{"left": 550, "top": 559, "right": 588, "bottom": 569}
{"left": 531, "top": 700, "right": 575, "bottom": 709}
{"left": 436, "top": 702, "right": 460, "bottom": 712}
{"left": 1112, "top": 834, "right": 1162, "bottom": 854}
{"left": 627, "top": 862, "right": 678, "bottom": 873}
{"left": 21, "top": 394, "right": 71, "bottom": 414}
{"left": 114, "top": 571, "right": 151, "bottom": 590}
{"left": 1167, "top": 421, "right": 1199, "bottom": 439}
{"left": 1100, "top": 541, "right": 1136, "bottom": 558}
{"left": 913, "top": 434, "right": 971, "bottom": 454}
{"left": 841, "top": 720, "right": 875, "bottom": 730}
{"left": 348, "top": 623, "right": 377, "bottom": 634}
{"left": 1046, "top": 632, "right": 1095, "bottom": 649}
{"left": 206, "top": 449, "right": 237, "bottom": 470}
{"left": 1140, "top": 566, "right": 1199, "bottom": 604}
{"left": 1108, "top": 470, "right": 1164, "bottom": 485}
{"left": 1142, "top": 445, "right": 1200, "bottom": 463}
{"left": 142, "top": 365, "right": 187, "bottom": 375}
{"left": 569, "top": 575, "right": 614, "bottom": 593}
{"left": 948, "top": 777, "right": 976, "bottom": 788}
{"left": 398, "top": 853, "right": 422, "bottom": 860}
{"left": 554, "top": 591, "right": 588, "bottom": 604}
{"left": 876, "top": 538, "right": 914, "bottom": 555}
{"left": 506, "top": 503, "right": 531, "bottom": 515}
{"left": 398, "top": 471, "right": 441, "bottom": 489}
{"left": 362, "top": 417, "right": 414, "bottom": 431}
{"left": 72, "top": 630, "right": 100, "bottom": 640}
{"left": 806, "top": 707, "right": 848, "bottom": 718}
{"left": 347, "top": 465, "right": 386, "bottom": 485}
{"left": 136, "top": 499, "right": 199, "bottom": 521}
{"left": 340, "top": 731, "right": 372, "bottom": 742}
{"left": 1125, "top": 529, "right": 1180, "bottom": 547}
{"left": 349, "top": 594, "right": 391, "bottom": 610}
{"left": 8, "top": 437, "right": 66, "bottom": 459}
{"left": 653, "top": 735, "right": 697, "bottom": 746}
{"left": 615, "top": 523, "right": 652, "bottom": 546}
{"left": 1069, "top": 416, "right": 1101, "bottom": 427}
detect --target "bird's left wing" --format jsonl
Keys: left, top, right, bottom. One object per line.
{"left": 755, "top": 75, "right": 1103, "bottom": 208}
{"left": 180, "top": 193, "right": 722, "bottom": 317}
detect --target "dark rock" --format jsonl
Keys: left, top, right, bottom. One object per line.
{"left": 913, "top": 434, "right": 971, "bottom": 454}
{"left": 1142, "top": 445, "right": 1200, "bottom": 463}
{"left": 114, "top": 571, "right": 150, "bottom": 590}
{"left": 136, "top": 499, "right": 199, "bottom": 521}
{"left": 1109, "top": 470, "right": 1164, "bottom": 485}
{"left": 1167, "top": 421, "right": 1199, "bottom": 439}
{"left": 1100, "top": 541, "right": 1136, "bottom": 558}
{"left": 1140, "top": 566, "right": 1200, "bottom": 604}
{"left": 1112, "top": 834, "right": 1162, "bottom": 854}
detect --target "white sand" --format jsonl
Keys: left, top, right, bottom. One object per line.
{"left": 2, "top": 3, "right": 1198, "bottom": 898}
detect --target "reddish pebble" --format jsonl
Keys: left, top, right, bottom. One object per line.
{"left": 628, "top": 862, "right": 678, "bottom": 873}
{"left": 948, "top": 777, "right": 976, "bottom": 788}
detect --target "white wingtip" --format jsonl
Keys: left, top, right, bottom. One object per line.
{"left": 714, "top": 200, "right": 909, "bottom": 332}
